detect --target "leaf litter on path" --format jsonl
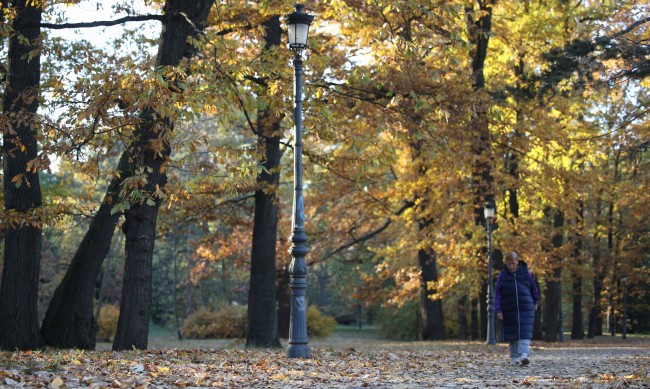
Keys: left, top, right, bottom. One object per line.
{"left": 1, "top": 337, "right": 649, "bottom": 388}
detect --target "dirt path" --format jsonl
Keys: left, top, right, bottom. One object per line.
{"left": 4, "top": 332, "right": 647, "bottom": 387}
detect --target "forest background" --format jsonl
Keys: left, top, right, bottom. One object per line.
{"left": 0, "top": 0, "right": 648, "bottom": 352}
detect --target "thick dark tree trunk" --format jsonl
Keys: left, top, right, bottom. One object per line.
{"left": 112, "top": 0, "right": 213, "bottom": 351}
{"left": 419, "top": 246, "right": 445, "bottom": 340}
{"left": 0, "top": 0, "right": 43, "bottom": 351}
{"left": 41, "top": 151, "right": 131, "bottom": 349}
{"left": 543, "top": 210, "right": 564, "bottom": 342}
{"left": 246, "top": 14, "right": 283, "bottom": 350}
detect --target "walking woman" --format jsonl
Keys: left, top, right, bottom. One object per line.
{"left": 495, "top": 251, "right": 540, "bottom": 366}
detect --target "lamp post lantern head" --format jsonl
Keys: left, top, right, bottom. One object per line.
{"left": 286, "top": 4, "right": 314, "bottom": 51}
{"left": 484, "top": 196, "right": 496, "bottom": 222}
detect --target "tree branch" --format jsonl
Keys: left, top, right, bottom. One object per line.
{"left": 36, "top": 14, "right": 165, "bottom": 30}
{"left": 320, "top": 201, "right": 414, "bottom": 262}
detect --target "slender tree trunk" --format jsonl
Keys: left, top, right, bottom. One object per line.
{"left": 588, "top": 195, "right": 605, "bottom": 338}
{"left": 571, "top": 201, "right": 585, "bottom": 340}
{"left": 605, "top": 154, "right": 620, "bottom": 337}
{"left": 112, "top": 0, "right": 213, "bottom": 351}
{"left": 419, "top": 245, "right": 445, "bottom": 340}
{"left": 466, "top": 1, "right": 496, "bottom": 343}
{"left": 0, "top": 0, "right": 43, "bottom": 351}
{"left": 246, "top": 15, "right": 283, "bottom": 349}
{"left": 543, "top": 209, "right": 564, "bottom": 342}
{"left": 588, "top": 250, "right": 604, "bottom": 338}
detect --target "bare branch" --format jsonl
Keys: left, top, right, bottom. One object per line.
{"left": 36, "top": 14, "right": 164, "bottom": 30}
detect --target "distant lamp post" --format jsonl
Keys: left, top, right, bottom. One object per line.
{"left": 285, "top": 4, "right": 314, "bottom": 359}
{"left": 484, "top": 196, "right": 497, "bottom": 345}
{"left": 621, "top": 275, "right": 627, "bottom": 340}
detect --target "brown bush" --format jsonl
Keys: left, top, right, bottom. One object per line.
{"left": 181, "top": 305, "right": 247, "bottom": 339}
{"left": 307, "top": 305, "right": 336, "bottom": 338}
{"left": 97, "top": 304, "right": 120, "bottom": 342}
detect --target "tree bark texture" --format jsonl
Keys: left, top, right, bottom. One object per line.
{"left": 246, "top": 15, "right": 283, "bottom": 349}
{"left": 0, "top": 0, "right": 43, "bottom": 351}
{"left": 112, "top": 0, "right": 213, "bottom": 351}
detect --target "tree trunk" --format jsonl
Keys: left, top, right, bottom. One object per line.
{"left": 588, "top": 250, "right": 603, "bottom": 338}
{"left": 571, "top": 201, "right": 584, "bottom": 340}
{"left": 0, "top": 0, "right": 43, "bottom": 351}
{"left": 571, "top": 274, "right": 584, "bottom": 339}
{"left": 112, "top": 0, "right": 213, "bottom": 351}
{"left": 419, "top": 247, "right": 445, "bottom": 340}
{"left": 246, "top": 15, "right": 283, "bottom": 349}
{"left": 543, "top": 209, "right": 564, "bottom": 342}
{"left": 466, "top": 1, "right": 496, "bottom": 344}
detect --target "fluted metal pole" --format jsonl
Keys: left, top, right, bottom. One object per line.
{"left": 486, "top": 219, "right": 497, "bottom": 345}
{"left": 287, "top": 49, "right": 310, "bottom": 358}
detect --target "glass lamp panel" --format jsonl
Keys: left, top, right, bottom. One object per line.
{"left": 294, "top": 23, "right": 309, "bottom": 46}
{"left": 288, "top": 23, "right": 296, "bottom": 46}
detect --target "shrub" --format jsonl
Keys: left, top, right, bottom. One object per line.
{"left": 97, "top": 304, "right": 120, "bottom": 342}
{"left": 306, "top": 305, "right": 336, "bottom": 338}
{"left": 181, "top": 305, "right": 247, "bottom": 339}
{"left": 378, "top": 301, "right": 422, "bottom": 340}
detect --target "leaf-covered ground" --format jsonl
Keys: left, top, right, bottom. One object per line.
{"left": 1, "top": 333, "right": 648, "bottom": 388}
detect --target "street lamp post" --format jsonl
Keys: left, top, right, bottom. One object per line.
{"left": 285, "top": 4, "right": 314, "bottom": 359}
{"left": 621, "top": 275, "right": 627, "bottom": 340}
{"left": 484, "top": 196, "right": 497, "bottom": 345}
